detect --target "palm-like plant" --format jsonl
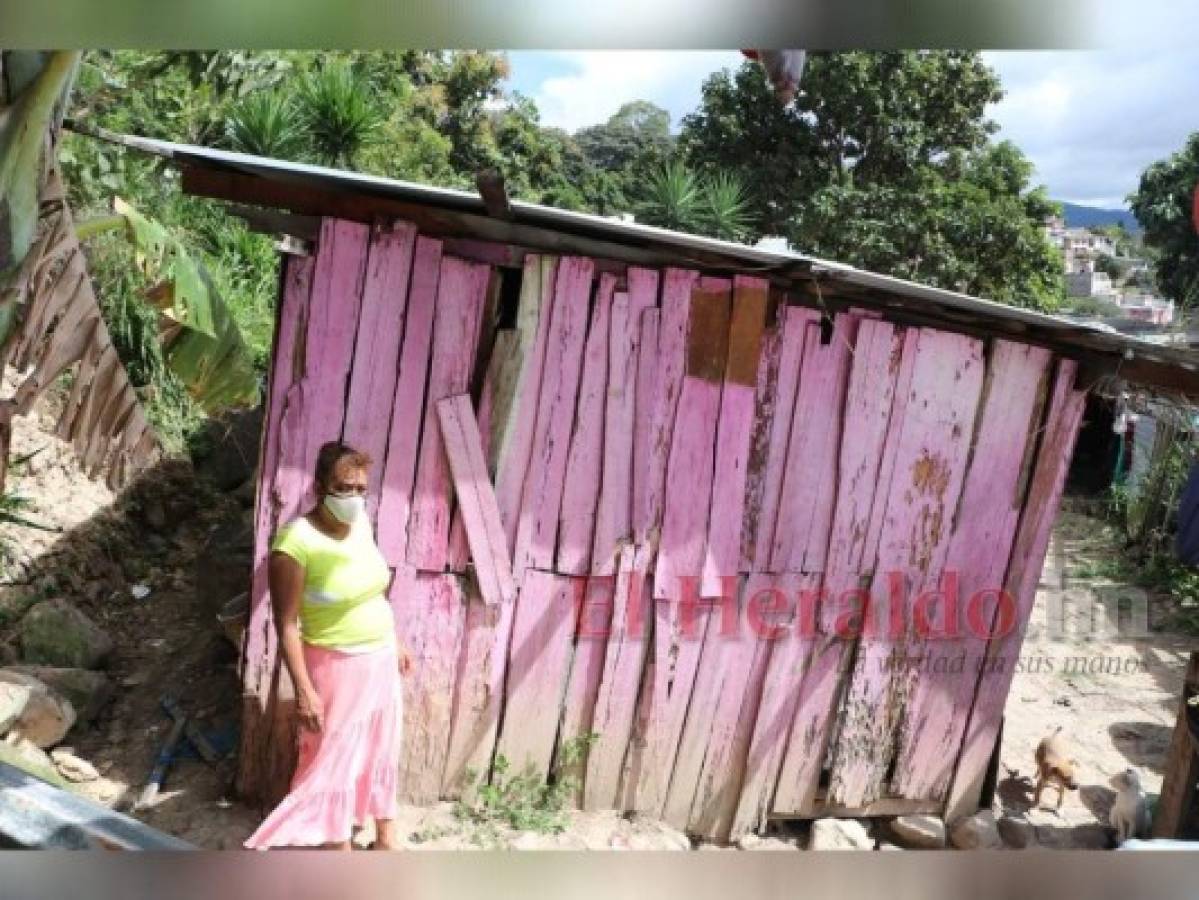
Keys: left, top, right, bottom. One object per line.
{"left": 296, "top": 61, "right": 383, "bottom": 168}
{"left": 226, "top": 92, "right": 306, "bottom": 159}
{"left": 702, "top": 172, "right": 752, "bottom": 242}
{"left": 641, "top": 160, "right": 702, "bottom": 232}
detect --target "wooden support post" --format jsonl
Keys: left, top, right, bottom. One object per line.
{"left": 1152, "top": 652, "right": 1199, "bottom": 838}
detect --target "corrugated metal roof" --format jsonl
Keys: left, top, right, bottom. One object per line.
{"left": 80, "top": 127, "right": 1199, "bottom": 396}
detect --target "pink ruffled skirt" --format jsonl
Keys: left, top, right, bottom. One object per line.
{"left": 244, "top": 642, "right": 402, "bottom": 849}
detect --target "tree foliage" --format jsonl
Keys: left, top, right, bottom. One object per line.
{"left": 678, "top": 53, "right": 1063, "bottom": 309}
{"left": 1129, "top": 133, "right": 1199, "bottom": 307}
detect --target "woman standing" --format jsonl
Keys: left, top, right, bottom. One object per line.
{"left": 244, "top": 441, "right": 412, "bottom": 850}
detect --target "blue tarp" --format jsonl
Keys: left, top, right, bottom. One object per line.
{"left": 1176, "top": 460, "right": 1199, "bottom": 566}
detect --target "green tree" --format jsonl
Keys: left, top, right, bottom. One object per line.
{"left": 573, "top": 101, "right": 674, "bottom": 215}
{"left": 680, "top": 54, "right": 1062, "bottom": 309}
{"left": 1129, "top": 133, "right": 1199, "bottom": 307}
{"left": 296, "top": 60, "right": 383, "bottom": 168}
{"left": 640, "top": 161, "right": 702, "bottom": 231}
{"left": 226, "top": 91, "right": 306, "bottom": 159}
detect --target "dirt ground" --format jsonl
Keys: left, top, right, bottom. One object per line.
{"left": 0, "top": 385, "right": 1194, "bottom": 851}
{"left": 991, "top": 504, "right": 1195, "bottom": 849}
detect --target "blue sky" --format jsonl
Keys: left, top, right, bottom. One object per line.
{"left": 505, "top": 50, "right": 1199, "bottom": 210}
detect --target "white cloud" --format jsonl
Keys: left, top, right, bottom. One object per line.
{"left": 511, "top": 50, "right": 1199, "bottom": 211}
{"left": 985, "top": 50, "right": 1199, "bottom": 208}
{"left": 518, "top": 51, "right": 742, "bottom": 133}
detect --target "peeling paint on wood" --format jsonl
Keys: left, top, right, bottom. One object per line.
{"left": 376, "top": 237, "right": 443, "bottom": 565}
{"left": 701, "top": 276, "right": 767, "bottom": 596}
{"left": 944, "top": 359, "right": 1085, "bottom": 822}
{"left": 891, "top": 341, "right": 1051, "bottom": 800}
{"left": 556, "top": 274, "right": 616, "bottom": 574}
{"left": 826, "top": 328, "right": 985, "bottom": 809}
{"left": 513, "top": 258, "right": 595, "bottom": 580}
{"left": 494, "top": 571, "right": 583, "bottom": 779}
{"left": 406, "top": 257, "right": 491, "bottom": 571}
{"left": 341, "top": 221, "right": 417, "bottom": 521}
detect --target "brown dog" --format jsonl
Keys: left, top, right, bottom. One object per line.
{"left": 1034, "top": 728, "right": 1080, "bottom": 810}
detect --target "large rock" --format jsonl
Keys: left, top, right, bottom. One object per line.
{"left": 949, "top": 811, "right": 1002, "bottom": 849}
{"left": 4, "top": 666, "right": 112, "bottom": 723}
{"left": 0, "top": 735, "right": 60, "bottom": 784}
{"left": 889, "top": 814, "right": 947, "bottom": 849}
{"left": 809, "top": 818, "right": 873, "bottom": 850}
{"left": 19, "top": 599, "right": 113, "bottom": 669}
{"left": 0, "top": 679, "right": 34, "bottom": 733}
{"left": 997, "top": 815, "right": 1035, "bottom": 849}
{"left": 50, "top": 748, "right": 100, "bottom": 783}
{"left": 0, "top": 671, "right": 76, "bottom": 748}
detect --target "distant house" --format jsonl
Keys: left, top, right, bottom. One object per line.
{"left": 1119, "top": 295, "right": 1176, "bottom": 326}
{"left": 1067, "top": 270, "right": 1117, "bottom": 299}
{"left": 1043, "top": 219, "right": 1118, "bottom": 275}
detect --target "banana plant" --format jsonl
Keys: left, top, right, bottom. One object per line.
{"left": 76, "top": 197, "right": 260, "bottom": 412}
{"left": 0, "top": 51, "right": 81, "bottom": 343}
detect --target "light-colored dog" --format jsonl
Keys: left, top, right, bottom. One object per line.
{"left": 1034, "top": 728, "right": 1080, "bottom": 810}
{"left": 1109, "top": 768, "right": 1151, "bottom": 844}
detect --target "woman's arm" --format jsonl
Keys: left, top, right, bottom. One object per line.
{"left": 268, "top": 550, "right": 324, "bottom": 732}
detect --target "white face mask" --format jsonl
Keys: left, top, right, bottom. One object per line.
{"left": 323, "top": 493, "right": 365, "bottom": 524}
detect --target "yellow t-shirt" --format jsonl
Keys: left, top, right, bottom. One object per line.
{"left": 270, "top": 515, "right": 394, "bottom": 652}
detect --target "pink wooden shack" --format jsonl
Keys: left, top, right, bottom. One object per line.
{"left": 107, "top": 134, "right": 1199, "bottom": 840}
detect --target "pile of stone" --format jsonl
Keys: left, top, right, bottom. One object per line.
{"left": 0, "top": 597, "right": 113, "bottom": 786}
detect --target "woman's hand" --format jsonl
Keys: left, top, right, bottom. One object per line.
{"left": 297, "top": 687, "right": 325, "bottom": 733}
{"left": 398, "top": 646, "right": 413, "bottom": 677}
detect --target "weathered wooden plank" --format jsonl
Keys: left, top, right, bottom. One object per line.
{"left": 446, "top": 330, "right": 511, "bottom": 571}
{"left": 661, "top": 572, "right": 741, "bottom": 830}
{"left": 240, "top": 255, "right": 313, "bottom": 803}
{"left": 588, "top": 268, "right": 658, "bottom": 576}
{"left": 494, "top": 571, "right": 583, "bottom": 779}
{"left": 442, "top": 583, "right": 514, "bottom": 797}
{"left": 944, "top": 359, "right": 1085, "bottom": 822}
{"left": 513, "top": 257, "right": 596, "bottom": 580}
{"left": 557, "top": 574, "right": 617, "bottom": 802}
{"left": 826, "top": 328, "right": 986, "bottom": 809}
{"left": 406, "top": 256, "right": 492, "bottom": 571}
{"left": 765, "top": 321, "right": 911, "bottom": 819}
{"left": 492, "top": 256, "right": 558, "bottom": 550}
{"left": 631, "top": 309, "right": 660, "bottom": 544}
{"left": 751, "top": 306, "right": 818, "bottom": 570}
{"left": 625, "top": 576, "right": 714, "bottom": 817}
{"left": 688, "top": 573, "right": 803, "bottom": 841}
{"left": 556, "top": 274, "right": 616, "bottom": 574}
{"left": 891, "top": 340, "right": 1052, "bottom": 800}
{"left": 1151, "top": 652, "right": 1199, "bottom": 838}
{"left": 297, "top": 218, "right": 371, "bottom": 506}
{"left": 341, "top": 221, "right": 417, "bottom": 521}
{"left": 376, "top": 237, "right": 443, "bottom": 564}
{"left": 436, "top": 395, "right": 517, "bottom": 607}
{"left": 728, "top": 574, "right": 822, "bottom": 838}
{"left": 633, "top": 269, "right": 697, "bottom": 554}
{"left": 701, "top": 276, "right": 767, "bottom": 596}
{"left": 769, "top": 312, "right": 859, "bottom": 574}
{"left": 394, "top": 570, "right": 467, "bottom": 804}
{"left": 653, "top": 281, "right": 731, "bottom": 600}
{"left": 739, "top": 327, "right": 779, "bottom": 573}
{"left": 583, "top": 544, "right": 653, "bottom": 810}
{"left": 440, "top": 332, "right": 521, "bottom": 795}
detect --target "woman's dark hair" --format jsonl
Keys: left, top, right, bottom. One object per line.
{"left": 315, "top": 441, "right": 372, "bottom": 488}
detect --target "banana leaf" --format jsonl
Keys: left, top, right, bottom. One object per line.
{"left": 76, "top": 198, "right": 260, "bottom": 412}
{"left": 0, "top": 51, "right": 80, "bottom": 340}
